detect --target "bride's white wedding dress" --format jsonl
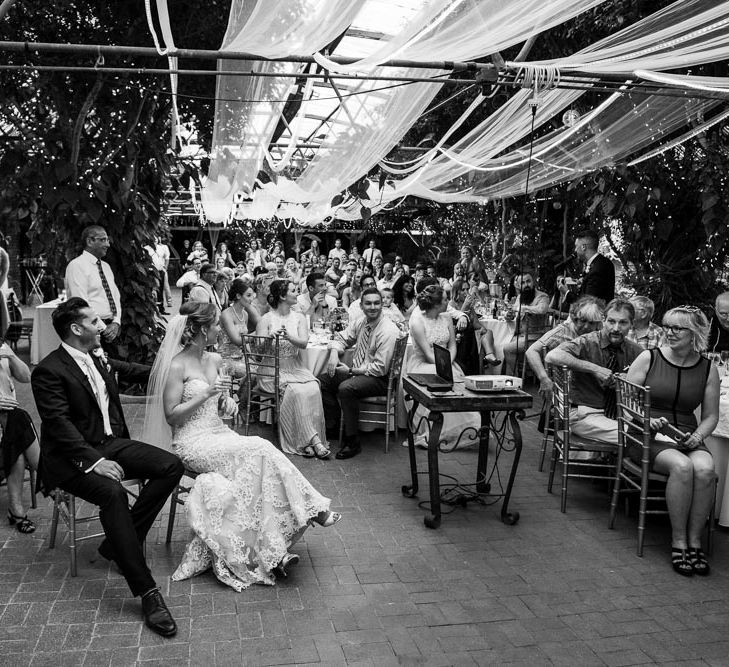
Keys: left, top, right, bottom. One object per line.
{"left": 170, "top": 377, "right": 331, "bottom": 591}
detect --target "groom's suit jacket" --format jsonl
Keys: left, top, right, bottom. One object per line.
{"left": 31, "top": 346, "right": 149, "bottom": 493}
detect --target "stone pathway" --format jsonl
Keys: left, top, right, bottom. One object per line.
{"left": 2, "top": 333, "right": 729, "bottom": 665}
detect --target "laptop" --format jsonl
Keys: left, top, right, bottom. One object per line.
{"left": 409, "top": 343, "right": 454, "bottom": 391}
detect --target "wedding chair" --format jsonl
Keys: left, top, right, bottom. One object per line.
{"left": 546, "top": 364, "right": 617, "bottom": 513}
{"left": 165, "top": 467, "right": 198, "bottom": 544}
{"left": 48, "top": 479, "right": 143, "bottom": 576}
{"left": 608, "top": 375, "right": 715, "bottom": 556}
{"left": 241, "top": 333, "right": 281, "bottom": 445}
{"left": 338, "top": 333, "right": 409, "bottom": 453}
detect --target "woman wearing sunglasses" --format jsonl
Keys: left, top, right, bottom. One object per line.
{"left": 626, "top": 305, "right": 719, "bottom": 577}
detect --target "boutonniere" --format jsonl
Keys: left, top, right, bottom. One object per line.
{"left": 92, "top": 347, "right": 111, "bottom": 373}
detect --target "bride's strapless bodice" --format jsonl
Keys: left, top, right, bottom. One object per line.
{"left": 172, "top": 378, "right": 227, "bottom": 448}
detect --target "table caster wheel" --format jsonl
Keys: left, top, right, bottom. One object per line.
{"left": 501, "top": 510, "right": 520, "bottom": 525}
{"left": 424, "top": 514, "right": 440, "bottom": 529}
{"left": 402, "top": 485, "right": 417, "bottom": 498}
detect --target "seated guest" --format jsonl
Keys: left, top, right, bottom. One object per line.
{"left": 626, "top": 305, "right": 718, "bottom": 577}
{"left": 502, "top": 272, "right": 550, "bottom": 373}
{"left": 285, "top": 257, "right": 302, "bottom": 285}
{"left": 324, "top": 257, "right": 343, "bottom": 290}
{"left": 213, "top": 271, "right": 229, "bottom": 310}
{"left": 393, "top": 255, "right": 408, "bottom": 278}
{"left": 427, "top": 262, "right": 450, "bottom": 292}
{"left": 392, "top": 274, "right": 416, "bottom": 322}
{"left": 251, "top": 272, "right": 274, "bottom": 320}
{"left": 362, "top": 262, "right": 375, "bottom": 278}
{"left": 406, "top": 285, "right": 479, "bottom": 448}
{"left": 257, "top": 281, "right": 330, "bottom": 459}
{"left": 246, "top": 238, "right": 268, "bottom": 268}
{"left": 0, "top": 340, "right": 40, "bottom": 533}
{"left": 380, "top": 287, "right": 405, "bottom": 325}
{"left": 545, "top": 298, "right": 642, "bottom": 444}
{"left": 273, "top": 256, "right": 289, "bottom": 281}
{"left": 349, "top": 246, "right": 362, "bottom": 266}
{"left": 318, "top": 288, "right": 399, "bottom": 459}
{"left": 459, "top": 244, "right": 484, "bottom": 282}
{"left": 268, "top": 240, "right": 285, "bottom": 261}
{"left": 627, "top": 296, "right": 664, "bottom": 350}
{"left": 337, "top": 259, "right": 357, "bottom": 295}
{"left": 377, "top": 263, "right": 395, "bottom": 291}
{"left": 525, "top": 296, "right": 603, "bottom": 400}
{"left": 708, "top": 291, "right": 729, "bottom": 353}
{"left": 347, "top": 275, "right": 377, "bottom": 323}
{"left": 295, "top": 271, "right": 337, "bottom": 326}
{"left": 214, "top": 242, "right": 236, "bottom": 268}
{"left": 342, "top": 269, "right": 363, "bottom": 308}
{"left": 186, "top": 240, "right": 209, "bottom": 264}
{"left": 219, "top": 279, "right": 257, "bottom": 374}
{"left": 372, "top": 256, "right": 384, "bottom": 281}
{"left": 449, "top": 277, "right": 499, "bottom": 368}
{"left": 299, "top": 238, "right": 320, "bottom": 264}
{"left": 188, "top": 264, "right": 222, "bottom": 310}
{"left": 316, "top": 255, "right": 328, "bottom": 272}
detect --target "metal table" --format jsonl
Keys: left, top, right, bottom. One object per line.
{"left": 402, "top": 377, "right": 532, "bottom": 529}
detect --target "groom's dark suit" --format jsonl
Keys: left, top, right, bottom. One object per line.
{"left": 31, "top": 346, "right": 184, "bottom": 596}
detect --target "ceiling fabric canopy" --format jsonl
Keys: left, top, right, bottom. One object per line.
{"left": 148, "top": 0, "right": 729, "bottom": 224}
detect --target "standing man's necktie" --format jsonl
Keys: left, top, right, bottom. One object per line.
{"left": 96, "top": 259, "right": 118, "bottom": 318}
{"left": 603, "top": 346, "right": 620, "bottom": 420}
{"left": 352, "top": 323, "right": 373, "bottom": 369}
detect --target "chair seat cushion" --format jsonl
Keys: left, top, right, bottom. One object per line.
{"left": 622, "top": 458, "right": 668, "bottom": 482}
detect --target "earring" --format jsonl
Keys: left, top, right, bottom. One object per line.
{"left": 202, "top": 329, "right": 208, "bottom": 343}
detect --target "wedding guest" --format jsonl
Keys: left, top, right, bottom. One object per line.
{"left": 342, "top": 269, "right": 364, "bottom": 308}
{"left": 246, "top": 238, "right": 267, "bottom": 269}
{"left": 392, "top": 274, "right": 416, "bottom": 322}
{"left": 187, "top": 241, "right": 209, "bottom": 264}
{"left": 328, "top": 238, "right": 348, "bottom": 265}
{"left": 213, "top": 242, "right": 236, "bottom": 268}
{"left": 627, "top": 296, "right": 664, "bottom": 350}
{"left": 256, "top": 281, "right": 330, "bottom": 458}
{"left": 295, "top": 272, "right": 337, "bottom": 326}
{"left": 707, "top": 292, "right": 729, "bottom": 353}
{"left": 362, "top": 239, "right": 382, "bottom": 265}
{"left": 300, "top": 238, "right": 321, "bottom": 264}
{"left": 219, "top": 279, "right": 257, "bottom": 374}
{"left": 318, "top": 288, "right": 399, "bottom": 459}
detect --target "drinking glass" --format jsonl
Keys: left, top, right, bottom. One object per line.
{"left": 722, "top": 351, "right": 729, "bottom": 375}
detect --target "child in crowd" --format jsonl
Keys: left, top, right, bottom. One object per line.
{"left": 381, "top": 287, "right": 405, "bottom": 324}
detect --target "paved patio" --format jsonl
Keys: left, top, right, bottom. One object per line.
{"left": 2, "top": 334, "right": 729, "bottom": 666}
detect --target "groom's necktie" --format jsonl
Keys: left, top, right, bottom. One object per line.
{"left": 83, "top": 355, "right": 113, "bottom": 436}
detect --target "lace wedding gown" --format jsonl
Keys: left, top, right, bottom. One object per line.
{"left": 171, "top": 378, "right": 331, "bottom": 591}
{"left": 406, "top": 312, "right": 480, "bottom": 448}
{"left": 258, "top": 310, "right": 327, "bottom": 455}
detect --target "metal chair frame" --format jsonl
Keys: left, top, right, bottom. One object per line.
{"left": 165, "top": 467, "right": 199, "bottom": 544}
{"left": 48, "top": 479, "right": 143, "bottom": 576}
{"left": 547, "top": 364, "right": 618, "bottom": 513}
{"left": 242, "top": 334, "right": 281, "bottom": 445}
{"left": 338, "top": 334, "right": 409, "bottom": 453}
{"left": 608, "top": 375, "right": 715, "bottom": 556}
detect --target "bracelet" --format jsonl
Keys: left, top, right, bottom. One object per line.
{"left": 690, "top": 431, "right": 704, "bottom": 444}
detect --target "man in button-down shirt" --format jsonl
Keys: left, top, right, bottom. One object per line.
{"left": 65, "top": 226, "right": 122, "bottom": 343}
{"left": 317, "top": 287, "right": 399, "bottom": 459}
{"left": 545, "top": 298, "right": 642, "bottom": 444}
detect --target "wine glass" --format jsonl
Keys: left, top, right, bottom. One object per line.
{"left": 721, "top": 351, "right": 729, "bottom": 375}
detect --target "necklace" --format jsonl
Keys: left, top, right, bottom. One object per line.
{"left": 231, "top": 302, "right": 247, "bottom": 323}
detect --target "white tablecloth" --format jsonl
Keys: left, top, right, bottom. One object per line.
{"left": 477, "top": 318, "right": 516, "bottom": 372}
{"left": 30, "top": 299, "right": 62, "bottom": 365}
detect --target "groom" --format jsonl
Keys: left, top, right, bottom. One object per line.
{"left": 31, "top": 297, "right": 184, "bottom": 637}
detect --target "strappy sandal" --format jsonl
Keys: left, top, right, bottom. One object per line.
{"left": 312, "top": 442, "right": 331, "bottom": 460}
{"left": 484, "top": 353, "right": 502, "bottom": 367}
{"left": 8, "top": 510, "right": 36, "bottom": 534}
{"left": 272, "top": 552, "right": 300, "bottom": 578}
{"left": 301, "top": 446, "right": 316, "bottom": 458}
{"left": 671, "top": 547, "right": 693, "bottom": 577}
{"left": 310, "top": 510, "right": 342, "bottom": 528}
{"left": 688, "top": 547, "right": 710, "bottom": 576}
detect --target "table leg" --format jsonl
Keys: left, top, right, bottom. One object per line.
{"left": 500, "top": 410, "right": 522, "bottom": 526}
{"left": 476, "top": 410, "right": 492, "bottom": 494}
{"left": 401, "top": 399, "right": 420, "bottom": 498}
{"left": 424, "top": 411, "right": 444, "bottom": 529}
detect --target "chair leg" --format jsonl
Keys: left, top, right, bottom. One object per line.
{"left": 338, "top": 410, "right": 344, "bottom": 448}
{"left": 637, "top": 484, "right": 648, "bottom": 557}
{"left": 68, "top": 495, "right": 77, "bottom": 577}
{"left": 547, "top": 442, "right": 558, "bottom": 493}
{"left": 49, "top": 495, "right": 60, "bottom": 549}
{"left": 29, "top": 467, "right": 37, "bottom": 509}
{"left": 560, "top": 443, "right": 569, "bottom": 513}
{"left": 166, "top": 486, "right": 179, "bottom": 545}
{"left": 608, "top": 474, "right": 621, "bottom": 529}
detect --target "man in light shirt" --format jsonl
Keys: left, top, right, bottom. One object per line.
{"left": 295, "top": 272, "right": 337, "bottom": 326}
{"left": 328, "top": 238, "right": 348, "bottom": 265}
{"left": 65, "top": 226, "right": 122, "bottom": 347}
{"left": 318, "top": 287, "right": 399, "bottom": 459}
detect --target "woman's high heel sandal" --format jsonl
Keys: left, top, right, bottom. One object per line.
{"left": 272, "top": 552, "right": 300, "bottom": 578}
{"left": 312, "top": 442, "right": 330, "bottom": 460}
{"left": 7, "top": 510, "right": 35, "bottom": 534}
{"left": 310, "top": 511, "right": 342, "bottom": 528}
{"left": 688, "top": 547, "right": 710, "bottom": 576}
{"left": 671, "top": 547, "right": 693, "bottom": 577}
{"left": 484, "top": 353, "right": 502, "bottom": 367}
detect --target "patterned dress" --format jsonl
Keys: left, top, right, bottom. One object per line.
{"left": 258, "top": 310, "right": 328, "bottom": 455}
{"left": 171, "top": 377, "right": 331, "bottom": 591}
{"left": 406, "top": 311, "right": 481, "bottom": 448}
{"left": 217, "top": 310, "right": 247, "bottom": 377}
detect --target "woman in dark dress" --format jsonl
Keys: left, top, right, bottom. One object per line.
{"left": 626, "top": 306, "right": 719, "bottom": 577}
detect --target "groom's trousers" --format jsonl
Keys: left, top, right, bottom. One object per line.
{"left": 58, "top": 437, "right": 184, "bottom": 596}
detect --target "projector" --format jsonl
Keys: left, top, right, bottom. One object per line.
{"left": 463, "top": 375, "right": 523, "bottom": 392}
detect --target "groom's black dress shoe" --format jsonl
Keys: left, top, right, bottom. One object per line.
{"left": 335, "top": 442, "right": 361, "bottom": 459}
{"left": 142, "top": 589, "right": 177, "bottom": 637}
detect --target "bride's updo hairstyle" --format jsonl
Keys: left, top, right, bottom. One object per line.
{"left": 178, "top": 302, "right": 218, "bottom": 346}
{"left": 416, "top": 284, "right": 444, "bottom": 312}
{"left": 267, "top": 279, "right": 290, "bottom": 308}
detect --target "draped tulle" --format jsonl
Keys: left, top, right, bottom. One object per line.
{"left": 171, "top": 379, "right": 330, "bottom": 591}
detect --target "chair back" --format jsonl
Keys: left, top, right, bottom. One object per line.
{"left": 387, "top": 334, "right": 409, "bottom": 397}
{"left": 548, "top": 363, "right": 571, "bottom": 426}
{"left": 615, "top": 374, "right": 651, "bottom": 475}
{"left": 242, "top": 333, "right": 281, "bottom": 391}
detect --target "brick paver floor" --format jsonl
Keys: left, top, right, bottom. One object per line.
{"left": 2, "top": 332, "right": 729, "bottom": 665}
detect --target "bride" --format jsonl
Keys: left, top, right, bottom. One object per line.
{"left": 142, "top": 302, "right": 341, "bottom": 592}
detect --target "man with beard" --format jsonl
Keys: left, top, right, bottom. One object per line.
{"left": 545, "top": 298, "right": 642, "bottom": 444}
{"left": 708, "top": 292, "right": 729, "bottom": 354}
{"left": 502, "top": 272, "right": 550, "bottom": 373}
